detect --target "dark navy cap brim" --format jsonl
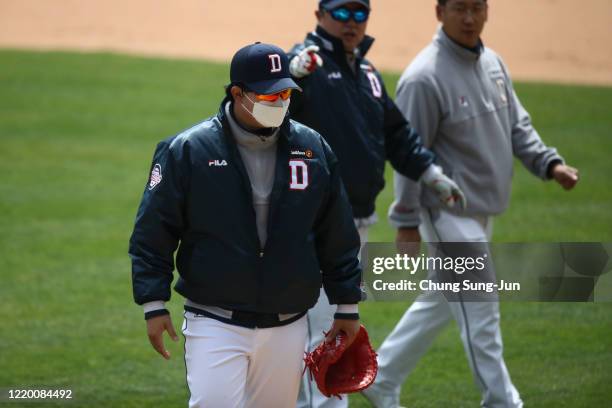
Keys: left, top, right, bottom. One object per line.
{"left": 245, "top": 77, "right": 302, "bottom": 94}
{"left": 322, "top": 0, "right": 370, "bottom": 10}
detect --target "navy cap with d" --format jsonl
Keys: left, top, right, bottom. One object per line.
{"left": 230, "top": 42, "right": 301, "bottom": 95}
{"left": 319, "top": 0, "right": 370, "bottom": 10}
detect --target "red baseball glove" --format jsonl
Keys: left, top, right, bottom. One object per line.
{"left": 303, "top": 324, "right": 378, "bottom": 399}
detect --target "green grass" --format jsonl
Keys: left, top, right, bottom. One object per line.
{"left": 0, "top": 50, "right": 611, "bottom": 407}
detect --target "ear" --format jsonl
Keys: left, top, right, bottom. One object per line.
{"left": 230, "top": 85, "right": 243, "bottom": 101}
{"left": 436, "top": 4, "right": 443, "bottom": 22}
{"left": 315, "top": 9, "right": 324, "bottom": 22}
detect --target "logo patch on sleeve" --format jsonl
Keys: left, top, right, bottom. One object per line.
{"left": 148, "top": 164, "right": 162, "bottom": 190}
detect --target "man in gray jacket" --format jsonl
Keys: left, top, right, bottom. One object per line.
{"left": 362, "top": 0, "right": 579, "bottom": 407}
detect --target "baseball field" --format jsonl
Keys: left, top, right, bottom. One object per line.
{"left": 0, "top": 49, "right": 611, "bottom": 407}
{"left": 1, "top": 0, "right": 612, "bottom": 406}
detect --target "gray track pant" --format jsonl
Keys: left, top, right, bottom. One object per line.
{"left": 373, "top": 209, "right": 522, "bottom": 408}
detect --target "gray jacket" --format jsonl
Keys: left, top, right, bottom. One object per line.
{"left": 390, "top": 27, "right": 563, "bottom": 227}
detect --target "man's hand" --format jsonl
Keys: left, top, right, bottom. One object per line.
{"left": 325, "top": 319, "right": 360, "bottom": 349}
{"left": 396, "top": 227, "right": 421, "bottom": 257}
{"left": 146, "top": 314, "right": 179, "bottom": 360}
{"left": 421, "top": 165, "right": 467, "bottom": 209}
{"left": 551, "top": 163, "right": 579, "bottom": 190}
{"left": 289, "top": 45, "right": 323, "bottom": 78}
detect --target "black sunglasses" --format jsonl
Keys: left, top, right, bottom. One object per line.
{"left": 326, "top": 6, "right": 370, "bottom": 23}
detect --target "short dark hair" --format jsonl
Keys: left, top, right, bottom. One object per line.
{"left": 438, "top": 0, "right": 487, "bottom": 5}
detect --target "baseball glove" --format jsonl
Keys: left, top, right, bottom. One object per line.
{"left": 303, "top": 324, "right": 378, "bottom": 398}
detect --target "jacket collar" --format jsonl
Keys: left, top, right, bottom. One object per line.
{"left": 434, "top": 25, "right": 483, "bottom": 62}
{"left": 307, "top": 25, "right": 375, "bottom": 62}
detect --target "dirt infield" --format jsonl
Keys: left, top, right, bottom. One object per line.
{"left": 0, "top": 0, "right": 611, "bottom": 85}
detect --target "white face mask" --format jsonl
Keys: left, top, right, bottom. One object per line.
{"left": 241, "top": 93, "right": 290, "bottom": 128}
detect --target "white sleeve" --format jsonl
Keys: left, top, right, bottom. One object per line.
{"left": 143, "top": 300, "right": 166, "bottom": 314}
{"left": 336, "top": 304, "right": 359, "bottom": 314}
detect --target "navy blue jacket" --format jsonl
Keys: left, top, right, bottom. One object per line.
{"left": 289, "top": 27, "right": 435, "bottom": 218}
{"left": 129, "top": 100, "right": 362, "bottom": 314}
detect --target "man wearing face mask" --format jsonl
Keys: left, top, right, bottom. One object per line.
{"left": 288, "top": 1, "right": 465, "bottom": 407}
{"left": 129, "top": 42, "right": 365, "bottom": 408}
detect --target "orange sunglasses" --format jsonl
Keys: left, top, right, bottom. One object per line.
{"left": 254, "top": 89, "right": 292, "bottom": 102}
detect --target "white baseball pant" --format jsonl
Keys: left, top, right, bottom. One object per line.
{"left": 183, "top": 311, "right": 308, "bottom": 408}
{"left": 371, "top": 209, "right": 523, "bottom": 408}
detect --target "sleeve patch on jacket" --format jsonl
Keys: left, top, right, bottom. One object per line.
{"left": 148, "top": 163, "right": 163, "bottom": 190}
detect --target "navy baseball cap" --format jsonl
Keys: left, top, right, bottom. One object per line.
{"left": 230, "top": 42, "right": 301, "bottom": 95}
{"left": 319, "top": 0, "right": 370, "bottom": 10}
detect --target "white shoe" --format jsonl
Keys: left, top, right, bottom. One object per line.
{"left": 361, "top": 383, "right": 404, "bottom": 408}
